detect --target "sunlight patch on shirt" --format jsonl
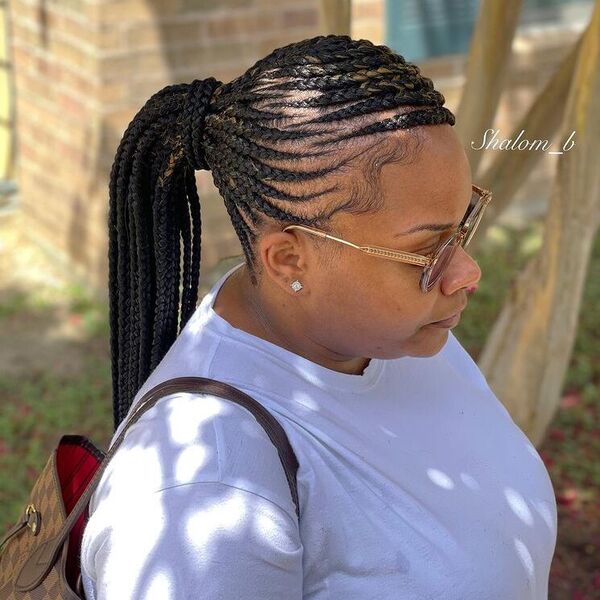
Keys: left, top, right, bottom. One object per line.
{"left": 252, "top": 501, "right": 288, "bottom": 543}
{"left": 532, "top": 499, "right": 556, "bottom": 535}
{"left": 165, "top": 393, "right": 228, "bottom": 445}
{"left": 106, "top": 444, "right": 164, "bottom": 497}
{"left": 426, "top": 468, "right": 455, "bottom": 490}
{"left": 175, "top": 444, "right": 210, "bottom": 484}
{"left": 379, "top": 426, "right": 398, "bottom": 438}
{"left": 514, "top": 537, "right": 537, "bottom": 588}
{"left": 523, "top": 441, "right": 545, "bottom": 464}
{"left": 103, "top": 498, "right": 167, "bottom": 598}
{"left": 185, "top": 488, "right": 252, "bottom": 555}
{"left": 504, "top": 488, "right": 534, "bottom": 526}
{"left": 146, "top": 571, "right": 173, "bottom": 600}
{"left": 290, "top": 390, "right": 320, "bottom": 411}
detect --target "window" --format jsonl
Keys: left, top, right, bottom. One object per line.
{"left": 385, "top": 0, "right": 594, "bottom": 62}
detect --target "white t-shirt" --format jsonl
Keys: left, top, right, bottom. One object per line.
{"left": 81, "top": 261, "right": 557, "bottom": 600}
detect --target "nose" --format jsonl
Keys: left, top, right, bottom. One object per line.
{"left": 439, "top": 245, "right": 481, "bottom": 296}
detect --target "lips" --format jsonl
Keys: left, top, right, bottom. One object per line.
{"left": 432, "top": 302, "right": 467, "bottom": 325}
{"left": 430, "top": 313, "right": 460, "bottom": 327}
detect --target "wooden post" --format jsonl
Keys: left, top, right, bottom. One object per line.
{"left": 477, "top": 0, "right": 600, "bottom": 446}
{"left": 319, "top": 0, "right": 351, "bottom": 35}
{"left": 469, "top": 30, "right": 585, "bottom": 256}
{"left": 455, "top": 0, "right": 524, "bottom": 177}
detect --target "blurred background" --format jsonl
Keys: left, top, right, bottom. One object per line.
{"left": 1, "top": 0, "right": 598, "bottom": 597}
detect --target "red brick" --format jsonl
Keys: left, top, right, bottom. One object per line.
{"left": 102, "top": 53, "right": 137, "bottom": 77}
{"left": 48, "top": 36, "right": 97, "bottom": 72}
{"left": 53, "top": 9, "right": 95, "bottom": 41}
{"left": 126, "top": 23, "right": 163, "bottom": 49}
{"left": 11, "top": 2, "right": 42, "bottom": 29}
{"left": 162, "top": 20, "right": 203, "bottom": 46}
{"left": 128, "top": 77, "right": 173, "bottom": 103}
{"left": 205, "top": 15, "right": 252, "bottom": 41}
{"left": 57, "top": 91, "right": 88, "bottom": 121}
{"left": 95, "top": 80, "right": 130, "bottom": 105}
{"left": 98, "top": 0, "right": 178, "bottom": 26}
{"left": 257, "top": 32, "right": 317, "bottom": 58}
{"left": 87, "top": 24, "right": 126, "bottom": 52}
{"left": 352, "top": 21, "right": 383, "bottom": 44}
{"left": 282, "top": 7, "right": 318, "bottom": 29}
{"left": 60, "top": 68, "right": 96, "bottom": 96}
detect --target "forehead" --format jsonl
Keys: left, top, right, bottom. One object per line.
{"left": 377, "top": 125, "right": 472, "bottom": 234}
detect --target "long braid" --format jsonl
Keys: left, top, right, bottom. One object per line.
{"left": 108, "top": 79, "right": 220, "bottom": 429}
{"left": 108, "top": 35, "right": 455, "bottom": 430}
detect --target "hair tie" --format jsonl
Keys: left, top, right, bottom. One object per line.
{"left": 183, "top": 77, "right": 223, "bottom": 171}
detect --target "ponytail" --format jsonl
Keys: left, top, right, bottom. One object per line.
{"left": 108, "top": 77, "right": 221, "bottom": 430}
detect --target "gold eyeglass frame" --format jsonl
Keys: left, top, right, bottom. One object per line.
{"left": 282, "top": 183, "right": 493, "bottom": 293}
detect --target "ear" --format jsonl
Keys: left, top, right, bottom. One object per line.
{"left": 257, "top": 230, "right": 310, "bottom": 294}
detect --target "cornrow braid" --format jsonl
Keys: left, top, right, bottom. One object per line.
{"left": 108, "top": 34, "right": 455, "bottom": 430}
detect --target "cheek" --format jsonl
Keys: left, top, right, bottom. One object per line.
{"left": 313, "top": 273, "right": 383, "bottom": 335}
{"left": 392, "top": 299, "right": 434, "bottom": 332}
{"left": 380, "top": 271, "right": 431, "bottom": 317}
{"left": 319, "top": 259, "right": 433, "bottom": 328}
{"left": 353, "top": 285, "right": 432, "bottom": 340}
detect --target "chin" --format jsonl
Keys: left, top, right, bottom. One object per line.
{"left": 411, "top": 328, "right": 449, "bottom": 357}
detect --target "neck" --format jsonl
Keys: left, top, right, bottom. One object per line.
{"left": 235, "top": 264, "right": 372, "bottom": 376}
{"left": 238, "top": 266, "right": 297, "bottom": 353}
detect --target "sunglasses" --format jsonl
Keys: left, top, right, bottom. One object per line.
{"left": 282, "top": 184, "right": 493, "bottom": 293}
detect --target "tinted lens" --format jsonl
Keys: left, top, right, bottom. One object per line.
{"left": 425, "top": 239, "right": 458, "bottom": 291}
{"left": 423, "top": 188, "right": 488, "bottom": 291}
{"left": 462, "top": 192, "right": 483, "bottom": 248}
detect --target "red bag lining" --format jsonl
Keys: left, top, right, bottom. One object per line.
{"left": 56, "top": 436, "right": 104, "bottom": 594}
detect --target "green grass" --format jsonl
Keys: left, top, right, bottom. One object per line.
{"left": 0, "top": 291, "right": 114, "bottom": 529}
{"left": 0, "top": 362, "right": 114, "bottom": 524}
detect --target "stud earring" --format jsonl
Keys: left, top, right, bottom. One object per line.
{"left": 290, "top": 280, "right": 303, "bottom": 292}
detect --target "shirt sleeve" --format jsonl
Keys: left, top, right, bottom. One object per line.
{"left": 82, "top": 391, "right": 304, "bottom": 600}
{"left": 88, "top": 480, "right": 303, "bottom": 600}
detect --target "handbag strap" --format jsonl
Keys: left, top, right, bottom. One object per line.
{"left": 32, "top": 377, "right": 300, "bottom": 582}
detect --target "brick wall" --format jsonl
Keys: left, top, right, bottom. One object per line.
{"left": 10, "top": 0, "right": 325, "bottom": 304}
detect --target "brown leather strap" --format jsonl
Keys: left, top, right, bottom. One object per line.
{"left": 0, "top": 519, "right": 28, "bottom": 553}
{"left": 23, "top": 377, "right": 300, "bottom": 589}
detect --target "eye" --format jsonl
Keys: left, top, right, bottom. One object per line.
{"left": 418, "top": 230, "right": 455, "bottom": 255}
{"left": 417, "top": 242, "right": 440, "bottom": 256}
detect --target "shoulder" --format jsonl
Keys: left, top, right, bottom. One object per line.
{"left": 82, "top": 390, "right": 303, "bottom": 598}
{"left": 90, "top": 391, "right": 298, "bottom": 521}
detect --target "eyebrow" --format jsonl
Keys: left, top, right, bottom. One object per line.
{"left": 393, "top": 185, "right": 476, "bottom": 237}
{"left": 394, "top": 222, "right": 456, "bottom": 236}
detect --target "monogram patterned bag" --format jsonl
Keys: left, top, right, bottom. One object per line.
{"left": 0, "top": 376, "right": 300, "bottom": 599}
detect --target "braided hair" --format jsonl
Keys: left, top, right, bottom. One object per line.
{"left": 108, "top": 34, "right": 455, "bottom": 430}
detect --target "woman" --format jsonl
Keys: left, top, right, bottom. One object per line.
{"left": 81, "top": 35, "right": 557, "bottom": 599}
